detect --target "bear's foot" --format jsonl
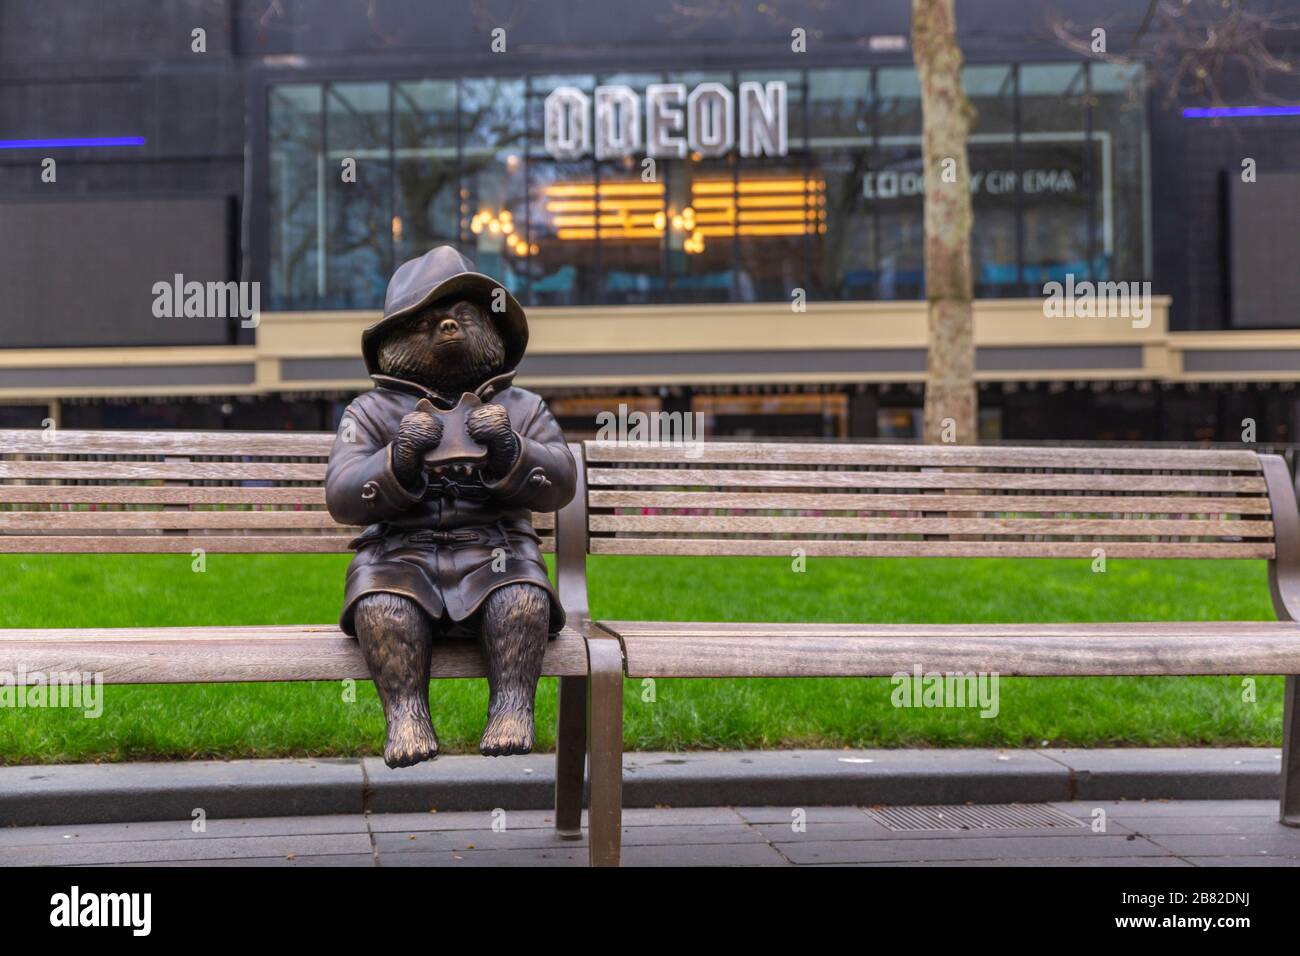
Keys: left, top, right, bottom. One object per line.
{"left": 479, "top": 704, "right": 535, "bottom": 756}
{"left": 384, "top": 713, "right": 440, "bottom": 768}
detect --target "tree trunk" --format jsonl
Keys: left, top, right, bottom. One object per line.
{"left": 912, "top": 0, "right": 976, "bottom": 443}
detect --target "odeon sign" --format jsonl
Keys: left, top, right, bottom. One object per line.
{"left": 543, "top": 81, "right": 788, "bottom": 161}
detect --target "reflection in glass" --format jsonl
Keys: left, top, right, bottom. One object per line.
{"left": 325, "top": 82, "right": 391, "bottom": 308}
{"left": 268, "top": 84, "right": 323, "bottom": 309}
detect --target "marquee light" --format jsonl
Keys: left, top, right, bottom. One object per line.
{"left": 541, "top": 176, "right": 825, "bottom": 253}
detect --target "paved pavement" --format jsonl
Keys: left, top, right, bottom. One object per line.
{"left": 3, "top": 800, "right": 1298, "bottom": 866}
{"left": 0, "top": 747, "right": 1284, "bottom": 827}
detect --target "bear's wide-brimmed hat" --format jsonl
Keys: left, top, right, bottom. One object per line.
{"left": 361, "top": 246, "right": 528, "bottom": 376}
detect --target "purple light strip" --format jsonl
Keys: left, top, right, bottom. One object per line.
{"left": 1182, "top": 106, "right": 1300, "bottom": 119}
{"left": 0, "top": 136, "right": 146, "bottom": 150}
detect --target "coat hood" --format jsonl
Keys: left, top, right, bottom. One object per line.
{"left": 361, "top": 246, "right": 528, "bottom": 377}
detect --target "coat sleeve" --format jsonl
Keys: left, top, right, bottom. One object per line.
{"left": 480, "top": 396, "right": 576, "bottom": 513}
{"left": 325, "top": 397, "right": 428, "bottom": 526}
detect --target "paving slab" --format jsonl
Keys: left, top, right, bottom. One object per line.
{"left": 750, "top": 819, "right": 1138, "bottom": 843}
{"left": 380, "top": 846, "right": 587, "bottom": 866}
{"left": 771, "top": 833, "right": 1171, "bottom": 865}
{"left": 1182, "top": 856, "right": 1300, "bottom": 867}
{"left": 119, "top": 853, "right": 378, "bottom": 868}
{"left": 1052, "top": 798, "right": 1279, "bottom": 819}
{"left": 619, "top": 842, "right": 790, "bottom": 867}
{"left": 1141, "top": 832, "right": 1300, "bottom": 858}
{"left": 841, "top": 856, "right": 1196, "bottom": 867}
{"left": 1112, "top": 815, "right": 1295, "bottom": 836}
{"left": 0, "top": 814, "right": 368, "bottom": 848}
{"left": 2, "top": 831, "right": 372, "bottom": 866}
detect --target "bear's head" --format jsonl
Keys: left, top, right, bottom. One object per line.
{"left": 375, "top": 296, "right": 506, "bottom": 399}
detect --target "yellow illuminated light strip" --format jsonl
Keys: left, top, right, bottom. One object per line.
{"left": 697, "top": 224, "right": 815, "bottom": 237}
{"left": 542, "top": 177, "right": 828, "bottom": 244}
{"left": 691, "top": 178, "right": 825, "bottom": 195}
{"left": 556, "top": 228, "right": 664, "bottom": 240}
{"left": 551, "top": 214, "right": 662, "bottom": 228}
{"left": 544, "top": 199, "right": 667, "bottom": 212}
{"left": 543, "top": 182, "right": 665, "bottom": 197}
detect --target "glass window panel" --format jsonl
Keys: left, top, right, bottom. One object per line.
{"left": 873, "top": 67, "right": 923, "bottom": 299}
{"left": 460, "top": 77, "right": 528, "bottom": 299}
{"left": 664, "top": 71, "right": 741, "bottom": 302}
{"left": 1018, "top": 63, "right": 1091, "bottom": 289}
{"left": 808, "top": 67, "right": 872, "bottom": 299}
{"left": 527, "top": 74, "right": 596, "bottom": 306}
{"left": 965, "top": 65, "right": 1018, "bottom": 296}
{"left": 733, "top": 69, "right": 807, "bottom": 303}
{"left": 596, "top": 72, "right": 666, "bottom": 305}
{"left": 1090, "top": 62, "right": 1147, "bottom": 281}
{"left": 268, "top": 84, "right": 323, "bottom": 309}
{"left": 394, "top": 80, "right": 458, "bottom": 268}
{"left": 324, "top": 82, "right": 392, "bottom": 308}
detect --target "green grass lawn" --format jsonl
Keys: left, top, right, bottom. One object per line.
{"left": 0, "top": 553, "right": 1286, "bottom": 763}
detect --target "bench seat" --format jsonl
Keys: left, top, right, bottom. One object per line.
{"left": 599, "top": 620, "right": 1300, "bottom": 678}
{"left": 0, "top": 624, "right": 589, "bottom": 683}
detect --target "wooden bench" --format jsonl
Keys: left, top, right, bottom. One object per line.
{"left": 3, "top": 431, "right": 1299, "bottom": 868}
{"left": 565, "top": 440, "right": 1300, "bottom": 865}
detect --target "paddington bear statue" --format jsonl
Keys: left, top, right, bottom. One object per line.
{"left": 325, "top": 246, "right": 575, "bottom": 768}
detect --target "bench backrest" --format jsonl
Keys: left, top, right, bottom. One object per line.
{"left": 0, "top": 430, "right": 555, "bottom": 554}
{"left": 581, "top": 440, "right": 1296, "bottom": 561}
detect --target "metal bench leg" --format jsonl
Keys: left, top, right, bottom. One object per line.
{"left": 1284, "top": 675, "right": 1300, "bottom": 827}
{"left": 586, "top": 640, "right": 624, "bottom": 867}
{"left": 554, "top": 675, "right": 587, "bottom": 840}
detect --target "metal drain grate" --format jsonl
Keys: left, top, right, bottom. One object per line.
{"left": 866, "top": 803, "right": 1086, "bottom": 832}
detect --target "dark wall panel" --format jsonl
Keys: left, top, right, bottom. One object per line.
{"left": 0, "top": 198, "right": 235, "bottom": 347}
{"left": 1229, "top": 172, "right": 1300, "bottom": 329}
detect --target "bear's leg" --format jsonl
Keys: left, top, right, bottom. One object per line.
{"left": 478, "top": 583, "right": 550, "bottom": 756}
{"left": 353, "top": 592, "right": 440, "bottom": 768}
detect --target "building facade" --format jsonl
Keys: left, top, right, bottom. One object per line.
{"left": 1, "top": 0, "right": 1298, "bottom": 441}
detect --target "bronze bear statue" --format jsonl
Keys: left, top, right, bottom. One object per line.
{"left": 325, "top": 247, "right": 575, "bottom": 768}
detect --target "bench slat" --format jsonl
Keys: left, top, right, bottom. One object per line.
{"left": 584, "top": 441, "right": 1264, "bottom": 471}
{"left": 0, "top": 430, "right": 333, "bottom": 458}
{"left": 599, "top": 620, "right": 1300, "bottom": 677}
{"left": 0, "top": 462, "right": 327, "bottom": 481}
{"left": 585, "top": 468, "right": 1269, "bottom": 494}
{"left": 0, "top": 511, "right": 354, "bottom": 531}
{"left": 0, "top": 624, "right": 587, "bottom": 682}
{"left": 0, "top": 486, "right": 328, "bottom": 505}
{"left": 0, "top": 535, "right": 356, "bottom": 553}
{"left": 588, "top": 490, "right": 1276, "bottom": 515}
{"left": 0, "top": 534, "right": 555, "bottom": 554}
{"left": 590, "top": 515, "right": 1275, "bottom": 537}
{"left": 589, "top": 538, "right": 1275, "bottom": 558}
{"left": 0, "top": 510, "right": 556, "bottom": 532}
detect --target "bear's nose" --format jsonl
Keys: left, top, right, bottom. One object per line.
{"left": 438, "top": 318, "right": 460, "bottom": 335}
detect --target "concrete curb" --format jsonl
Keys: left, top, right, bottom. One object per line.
{"left": 0, "top": 747, "right": 1283, "bottom": 827}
